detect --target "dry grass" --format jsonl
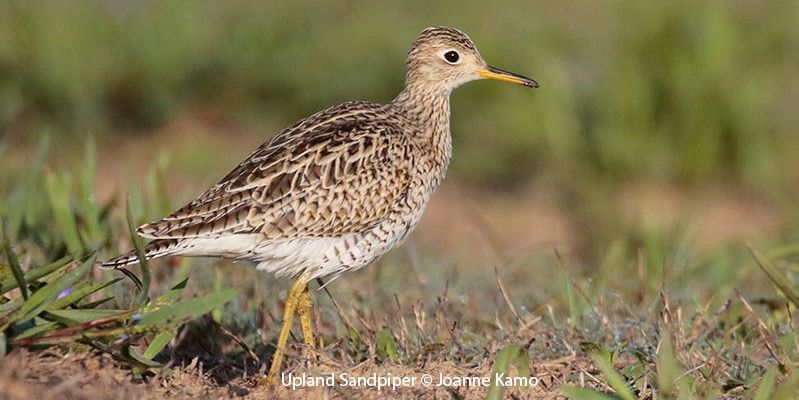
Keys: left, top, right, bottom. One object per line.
{"left": 2, "top": 118, "right": 797, "bottom": 399}
{"left": 0, "top": 278, "right": 789, "bottom": 400}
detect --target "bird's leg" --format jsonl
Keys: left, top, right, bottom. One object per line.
{"left": 265, "top": 272, "right": 312, "bottom": 384}
{"left": 297, "top": 285, "right": 316, "bottom": 349}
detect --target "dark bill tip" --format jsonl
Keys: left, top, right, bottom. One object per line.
{"left": 481, "top": 65, "right": 540, "bottom": 88}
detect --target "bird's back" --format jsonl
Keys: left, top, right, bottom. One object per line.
{"left": 138, "top": 101, "right": 415, "bottom": 240}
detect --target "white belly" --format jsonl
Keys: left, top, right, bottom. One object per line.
{"left": 175, "top": 211, "right": 421, "bottom": 280}
{"left": 174, "top": 193, "right": 430, "bottom": 280}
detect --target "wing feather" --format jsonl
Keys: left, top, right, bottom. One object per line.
{"left": 137, "top": 102, "right": 415, "bottom": 241}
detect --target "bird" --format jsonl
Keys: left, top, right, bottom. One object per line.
{"left": 101, "top": 26, "right": 538, "bottom": 383}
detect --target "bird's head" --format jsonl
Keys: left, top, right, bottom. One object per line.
{"left": 404, "top": 26, "right": 538, "bottom": 94}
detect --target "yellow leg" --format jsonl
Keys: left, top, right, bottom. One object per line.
{"left": 297, "top": 285, "right": 337, "bottom": 368}
{"left": 297, "top": 286, "right": 316, "bottom": 349}
{"left": 265, "top": 272, "right": 313, "bottom": 384}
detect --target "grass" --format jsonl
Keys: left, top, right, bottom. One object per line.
{"left": 1, "top": 1, "right": 799, "bottom": 398}
{"left": 0, "top": 138, "right": 796, "bottom": 398}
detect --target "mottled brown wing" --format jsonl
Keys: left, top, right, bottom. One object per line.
{"left": 137, "top": 102, "right": 415, "bottom": 240}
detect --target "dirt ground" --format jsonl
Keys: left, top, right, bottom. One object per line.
{"left": 0, "top": 347, "right": 597, "bottom": 399}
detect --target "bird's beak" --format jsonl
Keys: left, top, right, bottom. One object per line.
{"left": 477, "top": 66, "right": 539, "bottom": 88}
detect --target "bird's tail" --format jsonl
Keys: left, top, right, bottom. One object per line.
{"left": 100, "top": 238, "right": 182, "bottom": 269}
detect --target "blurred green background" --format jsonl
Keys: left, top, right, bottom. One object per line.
{"left": 2, "top": 0, "right": 798, "bottom": 186}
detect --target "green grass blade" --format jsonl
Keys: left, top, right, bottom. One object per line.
{"left": 46, "top": 278, "right": 122, "bottom": 310}
{"left": 46, "top": 172, "right": 85, "bottom": 254}
{"left": 486, "top": 347, "right": 516, "bottom": 400}
{"left": 375, "top": 329, "right": 398, "bottom": 362}
{"left": 486, "top": 345, "right": 530, "bottom": 400}
{"left": 14, "top": 320, "right": 60, "bottom": 340}
{"left": 749, "top": 245, "right": 799, "bottom": 308}
{"left": 16, "top": 309, "right": 139, "bottom": 344}
{"left": 117, "top": 277, "right": 191, "bottom": 370}
{"left": 143, "top": 331, "right": 176, "bottom": 359}
{"left": 513, "top": 348, "right": 530, "bottom": 380}
{"left": 45, "top": 309, "right": 129, "bottom": 324}
{"left": 0, "top": 256, "right": 73, "bottom": 295}
{"left": 580, "top": 342, "right": 613, "bottom": 364}
{"left": 9, "top": 255, "right": 95, "bottom": 326}
{"left": 0, "top": 264, "right": 12, "bottom": 290}
{"left": 10, "top": 322, "right": 161, "bottom": 346}
{"left": 25, "top": 256, "right": 74, "bottom": 281}
{"left": 2, "top": 223, "right": 28, "bottom": 299}
{"left": 0, "top": 302, "right": 22, "bottom": 332}
{"left": 79, "top": 138, "right": 104, "bottom": 246}
{"left": 4, "top": 137, "right": 49, "bottom": 244}
{"left": 137, "top": 288, "right": 238, "bottom": 327}
{"left": 126, "top": 199, "right": 150, "bottom": 305}
{"left": 212, "top": 268, "right": 223, "bottom": 323}
{"left": 767, "top": 243, "right": 799, "bottom": 260}
{"left": 0, "top": 299, "right": 22, "bottom": 315}
{"left": 587, "top": 351, "right": 635, "bottom": 400}
{"left": 78, "top": 297, "right": 115, "bottom": 309}
{"left": 153, "top": 277, "right": 188, "bottom": 306}
{"left": 565, "top": 273, "right": 580, "bottom": 328}
{"left": 770, "top": 374, "right": 798, "bottom": 400}
{"left": 0, "top": 256, "right": 75, "bottom": 299}
{"left": 127, "top": 349, "right": 164, "bottom": 368}
{"left": 133, "top": 278, "right": 189, "bottom": 368}
{"left": 656, "top": 331, "right": 684, "bottom": 397}
{"left": 752, "top": 367, "right": 777, "bottom": 400}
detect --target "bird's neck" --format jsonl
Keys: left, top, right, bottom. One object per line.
{"left": 391, "top": 84, "right": 453, "bottom": 182}
{"left": 391, "top": 84, "right": 451, "bottom": 137}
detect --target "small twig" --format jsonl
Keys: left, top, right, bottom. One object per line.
{"left": 676, "top": 362, "right": 706, "bottom": 382}
{"left": 576, "top": 365, "right": 616, "bottom": 393}
{"left": 684, "top": 298, "right": 731, "bottom": 347}
{"left": 393, "top": 294, "right": 409, "bottom": 352}
{"left": 412, "top": 301, "right": 427, "bottom": 341}
{"left": 520, "top": 315, "right": 542, "bottom": 332}
{"left": 735, "top": 288, "right": 787, "bottom": 373}
{"left": 214, "top": 320, "right": 260, "bottom": 364}
{"left": 444, "top": 317, "right": 465, "bottom": 355}
{"left": 495, "top": 266, "right": 522, "bottom": 327}
{"left": 317, "top": 278, "right": 358, "bottom": 335}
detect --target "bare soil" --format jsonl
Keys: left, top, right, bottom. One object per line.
{"left": 0, "top": 346, "right": 597, "bottom": 399}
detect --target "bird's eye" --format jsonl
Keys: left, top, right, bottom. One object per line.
{"left": 444, "top": 51, "right": 460, "bottom": 64}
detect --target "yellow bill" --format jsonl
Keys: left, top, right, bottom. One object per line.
{"left": 477, "top": 66, "right": 539, "bottom": 88}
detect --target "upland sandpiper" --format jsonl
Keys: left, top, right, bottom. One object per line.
{"left": 102, "top": 26, "right": 538, "bottom": 382}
